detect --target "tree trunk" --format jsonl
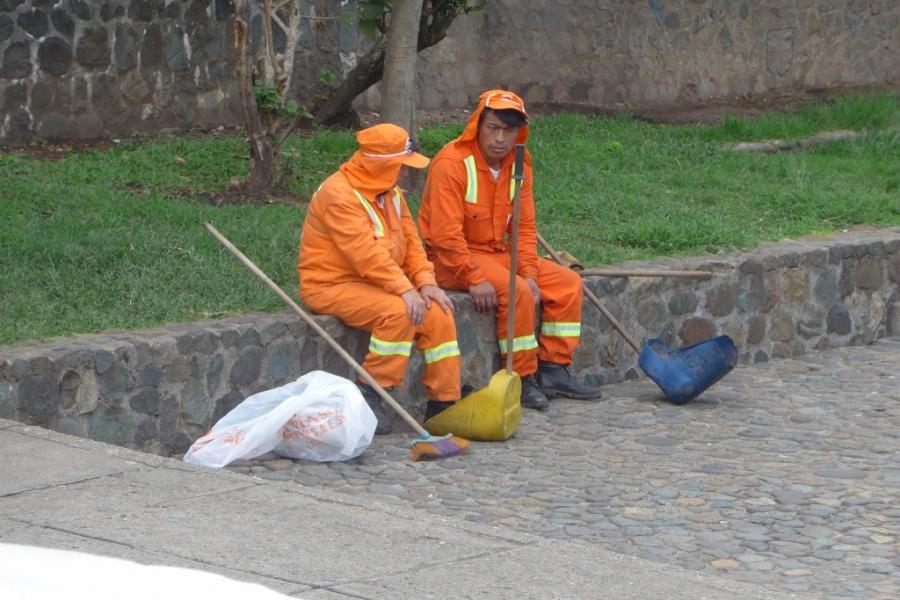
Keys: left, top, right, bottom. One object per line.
{"left": 234, "top": 0, "right": 276, "bottom": 196}
{"left": 312, "top": 0, "right": 470, "bottom": 126}
{"left": 381, "top": 0, "right": 424, "bottom": 136}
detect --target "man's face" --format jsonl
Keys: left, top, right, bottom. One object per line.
{"left": 477, "top": 111, "right": 520, "bottom": 166}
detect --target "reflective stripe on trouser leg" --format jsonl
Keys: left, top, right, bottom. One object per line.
{"left": 446, "top": 253, "right": 539, "bottom": 376}
{"left": 416, "top": 304, "right": 462, "bottom": 401}
{"left": 301, "top": 282, "right": 416, "bottom": 389}
{"left": 535, "top": 257, "right": 584, "bottom": 365}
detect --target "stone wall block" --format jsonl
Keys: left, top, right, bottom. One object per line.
{"left": 887, "top": 298, "right": 900, "bottom": 336}
{"left": 141, "top": 23, "right": 164, "bottom": 69}
{"left": 797, "top": 306, "right": 825, "bottom": 340}
{"left": 769, "top": 310, "right": 795, "bottom": 342}
{"left": 75, "top": 370, "right": 99, "bottom": 413}
{"left": 855, "top": 257, "right": 883, "bottom": 289}
{"left": 19, "top": 374, "right": 60, "bottom": 423}
{"left": 75, "top": 26, "right": 111, "bottom": 69}
{"left": 211, "top": 387, "right": 243, "bottom": 424}
{"left": 866, "top": 241, "right": 885, "bottom": 257}
{"left": 738, "top": 258, "right": 763, "bottom": 274}
{"left": 229, "top": 346, "right": 262, "bottom": 386}
{"left": 89, "top": 405, "right": 134, "bottom": 446}
{"left": 165, "top": 25, "right": 189, "bottom": 71}
{"left": 779, "top": 252, "right": 801, "bottom": 268}
{"left": 133, "top": 419, "right": 158, "bottom": 450}
{"left": 746, "top": 315, "right": 766, "bottom": 345}
{"left": 679, "top": 317, "right": 716, "bottom": 345}
{"left": 259, "top": 320, "right": 288, "bottom": 346}
{"left": 71, "top": 0, "right": 92, "bottom": 20}
{"left": 50, "top": 7, "right": 74, "bottom": 38}
{"left": 265, "top": 340, "right": 300, "bottom": 385}
{"left": 827, "top": 304, "right": 852, "bottom": 335}
{"left": 114, "top": 22, "right": 140, "bottom": 72}
{"left": 721, "top": 321, "right": 743, "bottom": 345}
{"left": 18, "top": 8, "right": 49, "bottom": 38}
{"left": 59, "top": 370, "right": 81, "bottom": 410}
{"left": 783, "top": 267, "right": 810, "bottom": 304}
{"left": 165, "top": 355, "right": 190, "bottom": 384}
{"left": 0, "top": 382, "right": 16, "bottom": 418}
{"left": 239, "top": 327, "right": 261, "bottom": 349}
{"left": 668, "top": 290, "right": 698, "bottom": 315}
{"left": 764, "top": 271, "right": 781, "bottom": 312}
{"left": 801, "top": 249, "right": 828, "bottom": 267}
{"left": 706, "top": 283, "right": 737, "bottom": 317}
{"left": 180, "top": 378, "right": 208, "bottom": 425}
{"left": 129, "top": 387, "right": 160, "bottom": 415}
{"left": 838, "top": 260, "right": 857, "bottom": 298}
{"left": 2, "top": 40, "right": 33, "bottom": 79}
{"left": 736, "top": 272, "right": 764, "bottom": 312}
{"left": 206, "top": 353, "right": 224, "bottom": 395}
{"left": 814, "top": 270, "right": 838, "bottom": 304}
{"left": 99, "top": 364, "right": 134, "bottom": 402}
{"left": 637, "top": 297, "right": 666, "bottom": 331}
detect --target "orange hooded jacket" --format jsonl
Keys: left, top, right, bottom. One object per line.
{"left": 418, "top": 90, "right": 538, "bottom": 288}
{"left": 298, "top": 132, "right": 436, "bottom": 299}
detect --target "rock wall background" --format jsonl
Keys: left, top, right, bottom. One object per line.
{"left": 1, "top": 1, "right": 897, "bottom": 142}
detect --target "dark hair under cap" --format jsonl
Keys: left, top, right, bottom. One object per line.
{"left": 479, "top": 107, "right": 528, "bottom": 129}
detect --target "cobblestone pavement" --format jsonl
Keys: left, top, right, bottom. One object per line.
{"left": 229, "top": 341, "right": 900, "bottom": 599}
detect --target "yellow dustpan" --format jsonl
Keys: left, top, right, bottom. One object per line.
{"left": 426, "top": 144, "right": 528, "bottom": 441}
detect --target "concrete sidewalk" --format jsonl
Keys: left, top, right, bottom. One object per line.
{"left": 0, "top": 419, "right": 810, "bottom": 600}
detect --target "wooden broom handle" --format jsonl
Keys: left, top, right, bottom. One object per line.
{"left": 204, "top": 223, "right": 428, "bottom": 436}
{"left": 536, "top": 233, "right": 641, "bottom": 353}
{"left": 506, "top": 145, "right": 525, "bottom": 374}
{"left": 578, "top": 268, "right": 711, "bottom": 279}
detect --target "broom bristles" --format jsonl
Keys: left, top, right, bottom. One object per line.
{"left": 409, "top": 434, "right": 470, "bottom": 461}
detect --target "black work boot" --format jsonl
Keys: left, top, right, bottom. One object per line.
{"left": 520, "top": 375, "right": 550, "bottom": 411}
{"left": 355, "top": 382, "right": 393, "bottom": 435}
{"left": 425, "top": 400, "right": 455, "bottom": 421}
{"left": 537, "top": 361, "right": 602, "bottom": 400}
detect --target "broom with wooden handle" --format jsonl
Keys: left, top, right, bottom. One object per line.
{"left": 204, "top": 223, "right": 469, "bottom": 461}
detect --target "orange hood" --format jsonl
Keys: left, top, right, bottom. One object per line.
{"left": 340, "top": 123, "right": 429, "bottom": 198}
{"left": 456, "top": 89, "right": 530, "bottom": 147}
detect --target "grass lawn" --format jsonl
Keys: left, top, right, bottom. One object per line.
{"left": 1, "top": 92, "right": 897, "bottom": 346}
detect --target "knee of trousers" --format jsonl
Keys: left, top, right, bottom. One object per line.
{"left": 374, "top": 306, "right": 416, "bottom": 340}
{"left": 422, "top": 303, "right": 457, "bottom": 337}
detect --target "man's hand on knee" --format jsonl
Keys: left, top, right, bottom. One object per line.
{"left": 468, "top": 281, "right": 498, "bottom": 313}
{"left": 420, "top": 284, "right": 455, "bottom": 315}
{"left": 401, "top": 289, "right": 426, "bottom": 325}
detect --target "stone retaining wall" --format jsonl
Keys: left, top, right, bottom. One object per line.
{"left": 1, "top": 229, "right": 898, "bottom": 455}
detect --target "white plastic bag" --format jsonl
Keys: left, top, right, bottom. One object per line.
{"left": 183, "top": 370, "right": 376, "bottom": 468}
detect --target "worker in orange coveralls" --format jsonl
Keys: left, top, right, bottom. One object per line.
{"left": 418, "top": 90, "right": 601, "bottom": 411}
{"left": 298, "top": 124, "right": 461, "bottom": 434}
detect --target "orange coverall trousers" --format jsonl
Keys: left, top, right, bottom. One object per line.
{"left": 303, "top": 281, "right": 461, "bottom": 401}
{"left": 434, "top": 252, "right": 583, "bottom": 376}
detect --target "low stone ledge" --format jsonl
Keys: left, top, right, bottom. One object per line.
{"left": 2, "top": 228, "right": 898, "bottom": 455}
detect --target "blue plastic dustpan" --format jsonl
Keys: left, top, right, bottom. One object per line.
{"left": 638, "top": 335, "right": 738, "bottom": 404}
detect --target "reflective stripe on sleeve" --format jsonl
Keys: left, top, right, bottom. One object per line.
{"left": 463, "top": 155, "right": 478, "bottom": 204}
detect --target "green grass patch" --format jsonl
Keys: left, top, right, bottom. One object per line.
{"left": 1, "top": 92, "right": 898, "bottom": 345}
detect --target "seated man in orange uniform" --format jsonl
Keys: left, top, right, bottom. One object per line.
{"left": 418, "top": 90, "right": 601, "bottom": 411}
{"left": 298, "top": 124, "right": 461, "bottom": 434}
